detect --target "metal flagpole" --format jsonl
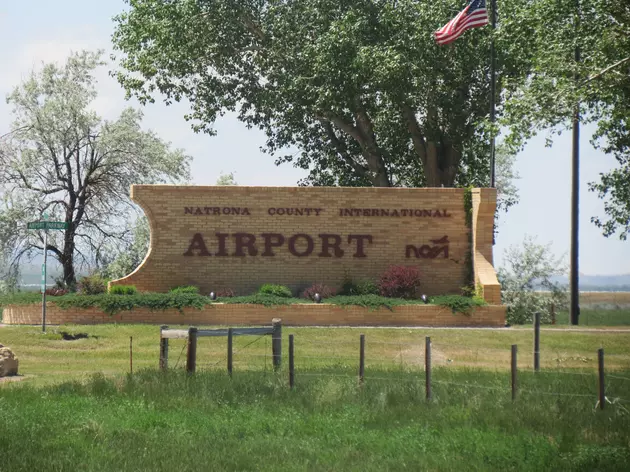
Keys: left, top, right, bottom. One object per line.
{"left": 489, "top": 0, "right": 497, "bottom": 188}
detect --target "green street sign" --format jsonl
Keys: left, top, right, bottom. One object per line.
{"left": 27, "top": 221, "right": 68, "bottom": 230}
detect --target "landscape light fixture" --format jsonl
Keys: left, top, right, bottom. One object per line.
{"left": 313, "top": 293, "right": 322, "bottom": 303}
{"left": 421, "top": 294, "right": 429, "bottom": 304}
{"left": 209, "top": 291, "right": 217, "bottom": 301}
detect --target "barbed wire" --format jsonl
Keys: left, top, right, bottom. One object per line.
{"left": 607, "top": 374, "right": 630, "bottom": 382}
{"left": 203, "top": 334, "right": 268, "bottom": 368}
{"left": 296, "top": 372, "right": 357, "bottom": 379}
{"left": 432, "top": 380, "right": 507, "bottom": 391}
{"left": 519, "top": 389, "right": 596, "bottom": 398}
{"left": 173, "top": 341, "right": 187, "bottom": 369}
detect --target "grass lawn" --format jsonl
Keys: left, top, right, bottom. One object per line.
{"left": 553, "top": 308, "right": 630, "bottom": 326}
{"left": 1, "top": 324, "right": 630, "bottom": 385}
{"left": 2, "top": 325, "right": 630, "bottom": 471}
{"left": 1, "top": 369, "right": 630, "bottom": 471}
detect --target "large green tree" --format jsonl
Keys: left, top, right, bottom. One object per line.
{"left": 501, "top": 0, "right": 630, "bottom": 239}
{"left": 112, "top": 0, "right": 529, "bottom": 189}
{"left": 0, "top": 51, "right": 191, "bottom": 286}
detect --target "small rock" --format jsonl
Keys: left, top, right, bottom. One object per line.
{"left": 0, "top": 345, "right": 19, "bottom": 377}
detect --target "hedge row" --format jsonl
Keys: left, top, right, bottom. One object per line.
{"left": 0, "top": 292, "right": 485, "bottom": 316}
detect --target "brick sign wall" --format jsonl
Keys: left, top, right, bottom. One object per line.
{"left": 112, "top": 186, "right": 497, "bottom": 297}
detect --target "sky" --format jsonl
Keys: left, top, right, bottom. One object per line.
{"left": 0, "top": 0, "right": 628, "bottom": 276}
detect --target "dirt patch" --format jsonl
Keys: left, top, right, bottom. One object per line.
{"left": 397, "top": 345, "right": 451, "bottom": 366}
{"left": 59, "top": 331, "right": 90, "bottom": 341}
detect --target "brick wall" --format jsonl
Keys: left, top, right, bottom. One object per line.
{"left": 110, "top": 186, "right": 499, "bottom": 298}
{"left": 2, "top": 303, "right": 506, "bottom": 327}
{"left": 471, "top": 188, "right": 501, "bottom": 304}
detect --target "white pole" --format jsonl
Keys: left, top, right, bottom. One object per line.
{"left": 42, "top": 230, "right": 47, "bottom": 332}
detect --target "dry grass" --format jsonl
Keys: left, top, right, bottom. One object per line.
{"left": 1, "top": 324, "right": 629, "bottom": 386}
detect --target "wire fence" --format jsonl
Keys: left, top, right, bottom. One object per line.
{"left": 157, "top": 323, "right": 630, "bottom": 410}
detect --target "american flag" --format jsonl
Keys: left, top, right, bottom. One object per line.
{"left": 434, "top": 0, "right": 489, "bottom": 45}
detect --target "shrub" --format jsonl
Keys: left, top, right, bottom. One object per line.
{"left": 498, "top": 236, "right": 568, "bottom": 324}
{"left": 431, "top": 295, "right": 486, "bottom": 314}
{"left": 169, "top": 285, "right": 200, "bottom": 294}
{"left": 78, "top": 275, "right": 107, "bottom": 295}
{"left": 378, "top": 265, "right": 421, "bottom": 299}
{"left": 216, "top": 288, "right": 236, "bottom": 298}
{"left": 45, "top": 287, "right": 69, "bottom": 297}
{"left": 301, "top": 283, "right": 337, "bottom": 301}
{"left": 340, "top": 278, "right": 379, "bottom": 296}
{"left": 109, "top": 285, "right": 137, "bottom": 296}
{"left": 258, "top": 284, "right": 292, "bottom": 298}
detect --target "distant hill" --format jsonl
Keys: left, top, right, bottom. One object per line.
{"left": 548, "top": 274, "right": 630, "bottom": 292}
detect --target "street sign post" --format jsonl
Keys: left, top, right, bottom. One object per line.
{"left": 27, "top": 219, "right": 68, "bottom": 332}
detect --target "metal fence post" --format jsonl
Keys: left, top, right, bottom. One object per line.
{"left": 598, "top": 348, "right": 605, "bottom": 410}
{"left": 186, "top": 327, "right": 198, "bottom": 375}
{"left": 359, "top": 334, "right": 365, "bottom": 384}
{"left": 534, "top": 312, "right": 540, "bottom": 372}
{"left": 272, "top": 318, "right": 282, "bottom": 371}
{"left": 425, "top": 336, "right": 432, "bottom": 401}
{"left": 227, "top": 327, "right": 233, "bottom": 377}
{"left": 289, "top": 334, "right": 295, "bottom": 389}
{"left": 159, "top": 325, "right": 169, "bottom": 371}
{"left": 511, "top": 344, "right": 518, "bottom": 401}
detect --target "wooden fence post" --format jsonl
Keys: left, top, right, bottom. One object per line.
{"left": 511, "top": 344, "right": 518, "bottom": 401}
{"left": 289, "top": 334, "right": 295, "bottom": 389}
{"left": 425, "top": 336, "right": 432, "bottom": 401}
{"left": 534, "top": 312, "right": 540, "bottom": 372}
{"left": 129, "top": 336, "right": 133, "bottom": 375}
{"left": 227, "top": 327, "right": 233, "bottom": 377}
{"left": 272, "top": 318, "right": 282, "bottom": 371}
{"left": 359, "top": 334, "right": 365, "bottom": 384}
{"left": 186, "top": 327, "right": 198, "bottom": 375}
{"left": 598, "top": 348, "right": 605, "bottom": 410}
{"left": 159, "top": 325, "right": 169, "bottom": 371}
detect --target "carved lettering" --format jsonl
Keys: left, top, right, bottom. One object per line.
{"left": 261, "top": 233, "right": 285, "bottom": 256}
{"left": 184, "top": 233, "right": 211, "bottom": 256}
{"left": 288, "top": 234, "right": 314, "bottom": 257}
{"left": 405, "top": 236, "right": 450, "bottom": 259}
{"left": 233, "top": 233, "right": 258, "bottom": 257}
{"left": 318, "top": 234, "right": 344, "bottom": 258}
{"left": 215, "top": 233, "right": 229, "bottom": 256}
{"left": 348, "top": 234, "right": 372, "bottom": 258}
{"left": 406, "top": 245, "right": 421, "bottom": 258}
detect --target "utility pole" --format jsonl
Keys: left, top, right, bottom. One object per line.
{"left": 570, "top": 2, "right": 581, "bottom": 326}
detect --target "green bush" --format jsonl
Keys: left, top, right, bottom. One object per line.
{"left": 169, "top": 286, "right": 200, "bottom": 294}
{"left": 53, "top": 292, "right": 208, "bottom": 315}
{"left": 340, "top": 278, "right": 379, "bottom": 296}
{"left": 432, "top": 295, "right": 487, "bottom": 314}
{"left": 78, "top": 275, "right": 107, "bottom": 295}
{"left": 109, "top": 285, "right": 137, "bottom": 296}
{"left": 258, "top": 284, "right": 292, "bottom": 298}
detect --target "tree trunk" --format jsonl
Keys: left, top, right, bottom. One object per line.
{"left": 372, "top": 165, "right": 391, "bottom": 187}
{"left": 424, "top": 141, "right": 460, "bottom": 187}
{"left": 61, "top": 228, "right": 77, "bottom": 287}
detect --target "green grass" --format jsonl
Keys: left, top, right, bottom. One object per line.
{"left": 554, "top": 309, "right": 630, "bottom": 326}
{"left": 1, "top": 325, "right": 630, "bottom": 470}
{"left": 1, "top": 369, "right": 629, "bottom": 471}
{"left": 1, "top": 324, "right": 629, "bottom": 386}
